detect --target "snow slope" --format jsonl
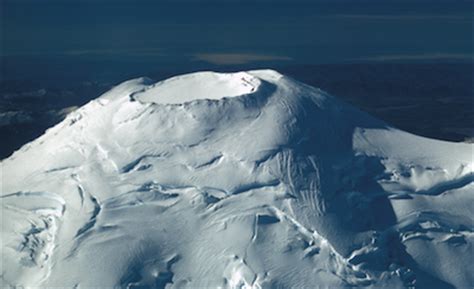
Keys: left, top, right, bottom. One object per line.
{"left": 1, "top": 70, "right": 473, "bottom": 288}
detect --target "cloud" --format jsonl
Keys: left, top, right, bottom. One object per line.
{"left": 63, "top": 49, "right": 164, "bottom": 57}
{"left": 331, "top": 14, "right": 471, "bottom": 21}
{"left": 2, "top": 88, "right": 47, "bottom": 99}
{"left": 0, "top": 111, "right": 34, "bottom": 126}
{"left": 358, "top": 53, "right": 474, "bottom": 62}
{"left": 49, "top": 106, "right": 80, "bottom": 119}
{"left": 192, "top": 53, "right": 292, "bottom": 65}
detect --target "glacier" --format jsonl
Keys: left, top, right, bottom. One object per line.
{"left": 1, "top": 70, "right": 473, "bottom": 288}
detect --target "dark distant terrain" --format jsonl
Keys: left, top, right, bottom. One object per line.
{"left": 282, "top": 63, "right": 473, "bottom": 143}
{"left": 0, "top": 61, "right": 472, "bottom": 159}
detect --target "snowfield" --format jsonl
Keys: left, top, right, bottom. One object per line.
{"left": 1, "top": 70, "right": 473, "bottom": 288}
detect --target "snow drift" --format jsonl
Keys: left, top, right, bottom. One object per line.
{"left": 1, "top": 70, "right": 473, "bottom": 288}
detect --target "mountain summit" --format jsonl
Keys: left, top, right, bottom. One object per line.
{"left": 1, "top": 70, "right": 473, "bottom": 288}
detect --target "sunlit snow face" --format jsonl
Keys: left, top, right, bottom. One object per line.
{"left": 1, "top": 70, "right": 473, "bottom": 288}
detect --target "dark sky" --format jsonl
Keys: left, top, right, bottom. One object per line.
{"left": 1, "top": 0, "right": 472, "bottom": 66}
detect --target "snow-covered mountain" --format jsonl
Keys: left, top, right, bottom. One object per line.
{"left": 1, "top": 70, "right": 472, "bottom": 288}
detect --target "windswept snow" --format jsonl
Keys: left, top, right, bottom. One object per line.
{"left": 1, "top": 70, "right": 472, "bottom": 288}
